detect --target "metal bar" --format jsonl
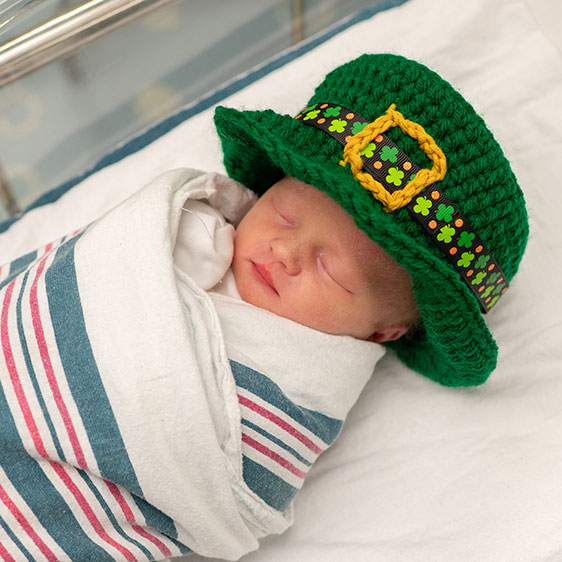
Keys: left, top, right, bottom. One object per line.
{"left": 0, "top": 0, "right": 44, "bottom": 33}
{"left": 0, "top": 0, "right": 179, "bottom": 87}
{"left": 292, "top": 0, "right": 303, "bottom": 44}
{"left": 0, "top": 162, "right": 21, "bottom": 217}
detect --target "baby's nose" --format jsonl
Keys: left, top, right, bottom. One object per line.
{"left": 271, "top": 238, "right": 304, "bottom": 276}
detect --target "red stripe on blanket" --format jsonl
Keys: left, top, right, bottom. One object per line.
{"left": 2, "top": 279, "right": 50, "bottom": 458}
{"left": 242, "top": 433, "right": 307, "bottom": 479}
{"left": 51, "top": 463, "right": 137, "bottom": 561}
{"left": 0, "top": 480, "right": 58, "bottom": 562}
{"left": 0, "top": 540, "right": 17, "bottom": 562}
{"left": 238, "top": 393, "right": 324, "bottom": 455}
{"left": 105, "top": 480, "right": 173, "bottom": 558}
{"left": 29, "top": 255, "right": 89, "bottom": 470}
{"left": 2, "top": 262, "right": 141, "bottom": 560}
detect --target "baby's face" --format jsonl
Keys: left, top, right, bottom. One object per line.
{"left": 232, "top": 177, "right": 415, "bottom": 341}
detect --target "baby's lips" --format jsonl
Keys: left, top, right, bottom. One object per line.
{"left": 254, "top": 262, "right": 279, "bottom": 295}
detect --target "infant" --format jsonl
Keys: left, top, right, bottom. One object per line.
{"left": 232, "top": 176, "right": 419, "bottom": 342}
{"left": 176, "top": 174, "right": 419, "bottom": 344}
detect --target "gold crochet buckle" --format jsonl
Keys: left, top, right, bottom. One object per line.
{"left": 340, "top": 104, "right": 447, "bottom": 212}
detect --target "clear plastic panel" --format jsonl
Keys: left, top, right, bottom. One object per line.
{"left": 0, "top": 0, "right": 380, "bottom": 217}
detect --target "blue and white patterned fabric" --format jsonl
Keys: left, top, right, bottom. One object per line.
{"left": 232, "top": 361, "right": 343, "bottom": 513}
{"left": 0, "top": 169, "right": 382, "bottom": 561}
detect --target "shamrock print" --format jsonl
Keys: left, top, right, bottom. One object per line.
{"left": 436, "top": 204, "right": 454, "bottom": 222}
{"left": 413, "top": 196, "right": 432, "bottom": 216}
{"left": 294, "top": 100, "right": 508, "bottom": 311}
{"left": 324, "top": 105, "right": 341, "bottom": 117}
{"left": 475, "top": 255, "right": 490, "bottom": 269}
{"left": 380, "top": 146, "right": 398, "bottom": 163}
{"left": 328, "top": 118, "right": 347, "bottom": 133}
{"left": 471, "top": 271, "right": 487, "bottom": 285}
{"left": 493, "top": 283, "right": 506, "bottom": 295}
{"left": 482, "top": 285, "right": 494, "bottom": 298}
{"left": 304, "top": 109, "right": 320, "bottom": 121}
{"left": 386, "top": 167, "right": 404, "bottom": 186}
{"left": 437, "top": 224, "right": 455, "bottom": 243}
{"left": 360, "top": 142, "right": 376, "bottom": 157}
{"left": 352, "top": 121, "right": 368, "bottom": 134}
{"left": 458, "top": 231, "right": 475, "bottom": 248}
{"left": 457, "top": 252, "right": 475, "bottom": 268}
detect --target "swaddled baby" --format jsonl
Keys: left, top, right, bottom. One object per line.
{"left": 175, "top": 174, "right": 418, "bottom": 342}
{"left": 170, "top": 168, "right": 420, "bottom": 525}
{"left": 171, "top": 169, "right": 419, "bottom": 530}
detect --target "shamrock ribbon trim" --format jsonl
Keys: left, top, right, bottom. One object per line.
{"left": 295, "top": 101, "right": 508, "bottom": 313}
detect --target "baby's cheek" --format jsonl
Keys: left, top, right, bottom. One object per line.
{"left": 232, "top": 261, "right": 258, "bottom": 307}
{"left": 288, "top": 292, "right": 343, "bottom": 334}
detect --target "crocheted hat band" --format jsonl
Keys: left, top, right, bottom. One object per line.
{"left": 295, "top": 102, "right": 508, "bottom": 313}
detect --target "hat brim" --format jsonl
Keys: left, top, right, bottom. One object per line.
{"left": 214, "top": 105, "right": 497, "bottom": 386}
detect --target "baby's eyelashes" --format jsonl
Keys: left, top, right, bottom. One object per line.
{"left": 317, "top": 255, "right": 353, "bottom": 294}
{"left": 275, "top": 212, "right": 294, "bottom": 227}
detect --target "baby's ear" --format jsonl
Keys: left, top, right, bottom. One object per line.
{"left": 367, "top": 325, "right": 409, "bottom": 343}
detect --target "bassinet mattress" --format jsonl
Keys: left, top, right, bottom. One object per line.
{"left": 1, "top": 0, "right": 562, "bottom": 560}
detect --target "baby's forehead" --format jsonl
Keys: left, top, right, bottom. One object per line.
{"left": 271, "top": 176, "right": 347, "bottom": 216}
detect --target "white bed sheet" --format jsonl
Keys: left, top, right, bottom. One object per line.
{"left": 2, "top": 0, "right": 562, "bottom": 560}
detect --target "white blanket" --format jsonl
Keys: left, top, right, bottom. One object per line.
{"left": 1, "top": 0, "right": 562, "bottom": 560}
{"left": 0, "top": 168, "right": 265, "bottom": 560}
{"left": 0, "top": 168, "right": 383, "bottom": 561}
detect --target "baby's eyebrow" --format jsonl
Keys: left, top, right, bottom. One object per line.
{"left": 271, "top": 191, "right": 297, "bottom": 216}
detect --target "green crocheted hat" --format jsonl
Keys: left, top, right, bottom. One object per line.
{"left": 213, "top": 54, "right": 528, "bottom": 387}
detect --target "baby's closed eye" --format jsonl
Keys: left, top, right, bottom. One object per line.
{"left": 275, "top": 210, "right": 294, "bottom": 227}
{"left": 317, "top": 256, "right": 353, "bottom": 294}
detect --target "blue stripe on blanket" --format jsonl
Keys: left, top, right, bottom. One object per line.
{"left": 1, "top": 234, "right": 188, "bottom": 559}
{"left": 0, "top": 250, "right": 38, "bottom": 292}
{"left": 230, "top": 360, "right": 342, "bottom": 513}
{"left": 231, "top": 361, "right": 342, "bottom": 444}
{"left": 130, "top": 497, "right": 193, "bottom": 556}
{"left": 17, "top": 268, "right": 66, "bottom": 462}
{"left": 45, "top": 234, "right": 142, "bottom": 492}
{"left": 44, "top": 234, "right": 182, "bottom": 542}
{"left": 241, "top": 456, "right": 299, "bottom": 513}
{"left": 9, "top": 250, "right": 38, "bottom": 277}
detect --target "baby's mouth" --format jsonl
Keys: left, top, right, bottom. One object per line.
{"left": 252, "top": 262, "right": 279, "bottom": 295}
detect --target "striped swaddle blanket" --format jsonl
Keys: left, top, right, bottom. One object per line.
{"left": 231, "top": 361, "right": 343, "bottom": 514}
{"left": 0, "top": 169, "right": 381, "bottom": 561}
{"left": 0, "top": 230, "right": 194, "bottom": 561}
